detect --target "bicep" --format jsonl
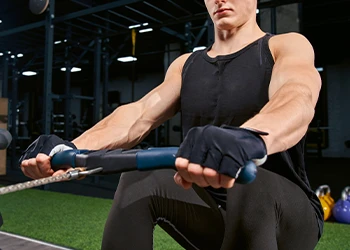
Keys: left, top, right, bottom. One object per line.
{"left": 269, "top": 34, "right": 322, "bottom": 106}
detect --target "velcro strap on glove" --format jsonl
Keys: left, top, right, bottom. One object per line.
{"left": 19, "top": 134, "right": 77, "bottom": 166}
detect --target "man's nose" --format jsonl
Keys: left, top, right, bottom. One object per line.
{"left": 215, "top": 0, "right": 227, "bottom": 4}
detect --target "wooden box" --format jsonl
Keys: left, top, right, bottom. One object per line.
{"left": 0, "top": 98, "right": 8, "bottom": 175}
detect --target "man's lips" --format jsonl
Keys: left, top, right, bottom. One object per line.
{"left": 214, "top": 8, "right": 232, "bottom": 15}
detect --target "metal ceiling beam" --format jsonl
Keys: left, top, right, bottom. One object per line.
{"left": 55, "top": 0, "right": 145, "bottom": 23}
{"left": 124, "top": 6, "right": 162, "bottom": 24}
{"left": 194, "top": 0, "right": 206, "bottom": 8}
{"left": 167, "top": 0, "right": 192, "bottom": 16}
{"left": 108, "top": 10, "right": 140, "bottom": 24}
{"left": 76, "top": 18, "right": 118, "bottom": 33}
{"left": 72, "top": 2, "right": 186, "bottom": 42}
{"left": 70, "top": 0, "right": 90, "bottom": 8}
{"left": 160, "top": 27, "right": 186, "bottom": 41}
{"left": 0, "top": 0, "right": 144, "bottom": 37}
{"left": 0, "top": 21, "right": 46, "bottom": 38}
{"left": 92, "top": 14, "right": 128, "bottom": 29}
{"left": 143, "top": 1, "right": 178, "bottom": 20}
{"left": 64, "top": 22, "right": 102, "bottom": 35}
{"left": 71, "top": 0, "right": 128, "bottom": 29}
{"left": 55, "top": 25, "right": 90, "bottom": 40}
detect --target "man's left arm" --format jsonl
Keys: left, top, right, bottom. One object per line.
{"left": 241, "top": 32, "right": 322, "bottom": 155}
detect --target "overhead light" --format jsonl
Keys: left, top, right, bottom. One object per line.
{"left": 64, "top": 39, "right": 67, "bottom": 42}
{"left": 71, "top": 67, "right": 81, "bottom": 72}
{"left": 193, "top": 46, "right": 206, "bottom": 52}
{"left": 316, "top": 67, "right": 324, "bottom": 72}
{"left": 7, "top": 51, "right": 11, "bottom": 54}
{"left": 256, "top": 9, "right": 260, "bottom": 14}
{"left": 139, "top": 28, "right": 153, "bottom": 33}
{"left": 54, "top": 40, "right": 62, "bottom": 44}
{"left": 60, "top": 67, "right": 82, "bottom": 72}
{"left": 22, "top": 71, "right": 37, "bottom": 76}
{"left": 129, "top": 23, "right": 149, "bottom": 29}
{"left": 17, "top": 53, "right": 24, "bottom": 58}
{"left": 10, "top": 55, "right": 15, "bottom": 58}
{"left": 117, "top": 56, "right": 137, "bottom": 62}
{"left": 129, "top": 24, "right": 141, "bottom": 29}
{"left": 0, "top": 53, "right": 3, "bottom": 56}
{"left": 0, "top": 20, "right": 2, "bottom": 24}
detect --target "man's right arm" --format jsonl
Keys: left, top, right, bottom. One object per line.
{"left": 20, "top": 53, "right": 190, "bottom": 179}
{"left": 73, "top": 53, "right": 191, "bottom": 150}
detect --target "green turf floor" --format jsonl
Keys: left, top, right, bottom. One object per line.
{"left": 0, "top": 187, "right": 349, "bottom": 249}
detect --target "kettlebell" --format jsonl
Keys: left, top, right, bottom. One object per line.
{"left": 332, "top": 186, "right": 350, "bottom": 224}
{"left": 315, "top": 185, "right": 335, "bottom": 221}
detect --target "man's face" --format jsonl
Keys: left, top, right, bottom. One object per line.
{"left": 204, "top": 0, "right": 257, "bottom": 30}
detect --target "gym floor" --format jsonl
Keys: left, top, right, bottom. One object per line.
{"left": 0, "top": 154, "right": 349, "bottom": 250}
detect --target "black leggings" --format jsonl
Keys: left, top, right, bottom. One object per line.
{"left": 101, "top": 168, "right": 320, "bottom": 250}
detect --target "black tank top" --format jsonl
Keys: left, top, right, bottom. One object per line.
{"left": 180, "top": 33, "right": 323, "bottom": 236}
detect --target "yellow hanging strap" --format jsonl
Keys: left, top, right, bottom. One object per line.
{"left": 131, "top": 29, "right": 137, "bottom": 56}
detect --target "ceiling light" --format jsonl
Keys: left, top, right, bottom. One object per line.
{"left": 316, "top": 67, "right": 323, "bottom": 72}
{"left": 129, "top": 24, "right": 141, "bottom": 29}
{"left": 10, "top": 55, "right": 15, "bottom": 58}
{"left": 22, "top": 71, "right": 37, "bottom": 76}
{"left": 139, "top": 28, "right": 153, "bottom": 33}
{"left": 193, "top": 46, "right": 206, "bottom": 52}
{"left": 256, "top": 9, "right": 260, "bottom": 14}
{"left": 117, "top": 56, "right": 137, "bottom": 62}
{"left": 0, "top": 53, "right": 3, "bottom": 56}
{"left": 71, "top": 67, "right": 81, "bottom": 72}
{"left": 54, "top": 40, "right": 62, "bottom": 44}
{"left": 17, "top": 53, "right": 24, "bottom": 58}
{"left": 60, "top": 67, "right": 82, "bottom": 72}
{"left": 142, "top": 23, "right": 149, "bottom": 26}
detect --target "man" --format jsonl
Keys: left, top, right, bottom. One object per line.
{"left": 20, "top": 0, "right": 323, "bottom": 249}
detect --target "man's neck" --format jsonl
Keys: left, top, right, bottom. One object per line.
{"left": 209, "top": 24, "right": 265, "bottom": 56}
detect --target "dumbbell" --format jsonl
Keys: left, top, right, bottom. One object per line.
{"left": 315, "top": 185, "right": 335, "bottom": 221}
{"left": 332, "top": 186, "right": 350, "bottom": 224}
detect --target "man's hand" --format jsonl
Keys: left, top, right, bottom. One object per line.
{"left": 19, "top": 135, "right": 76, "bottom": 179}
{"left": 174, "top": 157, "right": 236, "bottom": 189}
{"left": 20, "top": 153, "right": 72, "bottom": 179}
{"left": 174, "top": 125, "right": 267, "bottom": 189}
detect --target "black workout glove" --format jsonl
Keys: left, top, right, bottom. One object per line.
{"left": 176, "top": 125, "right": 268, "bottom": 178}
{"left": 19, "top": 134, "right": 77, "bottom": 165}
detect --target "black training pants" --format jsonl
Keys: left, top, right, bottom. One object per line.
{"left": 101, "top": 167, "right": 320, "bottom": 250}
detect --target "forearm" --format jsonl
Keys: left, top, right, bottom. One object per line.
{"left": 241, "top": 83, "right": 316, "bottom": 155}
{"left": 72, "top": 103, "right": 153, "bottom": 150}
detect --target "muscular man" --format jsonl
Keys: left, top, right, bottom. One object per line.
{"left": 20, "top": 0, "right": 323, "bottom": 249}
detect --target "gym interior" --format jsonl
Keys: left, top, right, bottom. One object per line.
{"left": 0, "top": 0, "right": 349, "bottom": 249}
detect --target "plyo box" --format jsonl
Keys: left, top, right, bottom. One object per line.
{"left": 0, "top": 98, "right": 8, "bottom": 175}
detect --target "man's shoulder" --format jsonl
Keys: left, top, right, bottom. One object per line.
{"left": 171, "top": 53, "right": 193, "bottom": 67}
{"left": 269, "top": 32, "right": 313, "bottom": 56}
{"left": 270, "top": 32, "right": 311, "bottom": 46}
